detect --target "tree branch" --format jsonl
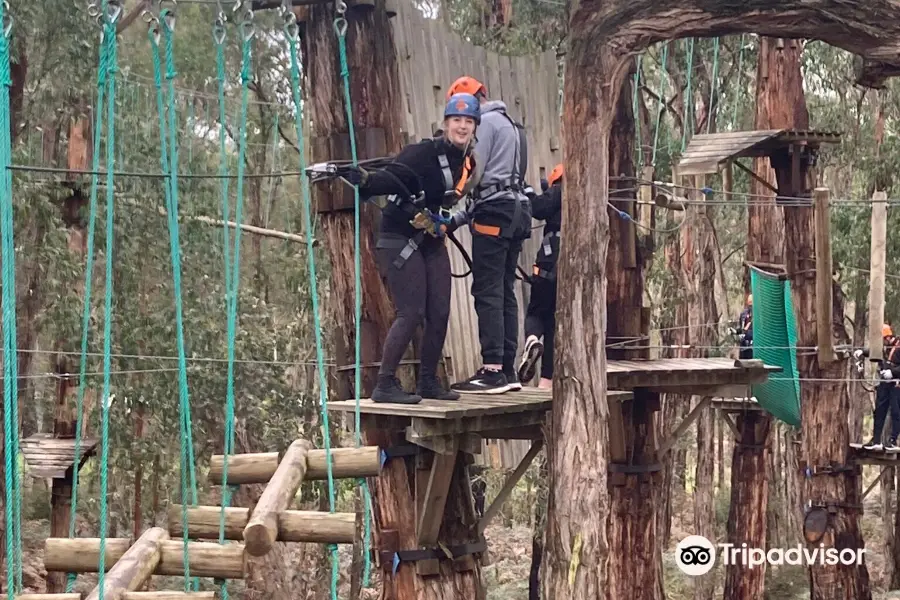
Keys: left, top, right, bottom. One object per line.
{"left": 117, "top": 0, "right": 151, "bottom": 34}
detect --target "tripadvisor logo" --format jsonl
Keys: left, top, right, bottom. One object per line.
{"left": 675, "top": 535, "right": 867, "bottom": 576}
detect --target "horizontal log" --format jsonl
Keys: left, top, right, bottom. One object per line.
{"left": 17, "top": 595, "right": 83, "bottom": 600}
{"left": 44, "top": 538, "right": 245, "bottom": 579}
{"left": 244, "top": 439, "right": 312, "bottom": 556}
{"left": 123, "top": 594, "right": 216, "bottom": 600}
{"left": 208, "top": 445, "right": 380, "bottom": 485}
{"left": 168, "top": 504, "right": 355, "bottom": 544}
{"left": 85, "top": 527, "right": 168, "bottom": 600}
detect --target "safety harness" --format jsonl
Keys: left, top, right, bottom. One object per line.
{"left": 470, "top": 110, "right": 530, "bottom": 240}
{"left": 531, "top": 230, "right": 559, "bottom": 281}
{"left": 375, "top": 140, "right": 473, "bottom": 270}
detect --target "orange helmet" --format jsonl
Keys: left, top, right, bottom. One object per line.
{"left": 447, "top": 76, "right": 486, "bottom": 101}
{"left": 548, "top": 163, "right": 564, "bottom": 186}
{"left": 884, "top": 324, "right": 893, "bottom": 337}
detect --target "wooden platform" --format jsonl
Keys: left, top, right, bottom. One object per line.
{"left": 710, "top": 396, "right": 762, "bottom": 413}
{"left": 849, "top": 442, "right": 900, "bottom": 466}
{"left": 21, "top": 433, "right": 98, "bottom": 479}
{"left": 606, "top": 357, "right": 778, "bottom": 394}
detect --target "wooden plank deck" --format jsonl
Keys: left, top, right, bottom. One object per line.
{"left": 605, "top": 357, "right": 779, "bottom": 391}
{"left": 21, "top": 433, "right": 99, "bottom": 479}
{"left": 710, "top": 396, "right": 762, "bottom": 413}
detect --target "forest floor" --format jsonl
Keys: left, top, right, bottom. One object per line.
{"left": 12, "top": 475, "right": 900, "bottom": 599}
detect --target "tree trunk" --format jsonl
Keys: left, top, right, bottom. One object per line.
{"left": 892, "top": 473, "right": 900, "bottom": 589}
{"left": 543, "top": 37, "right": 628, "bottom": 599}
{"left": 605, "top": 61, "right": 662, "bottom": 600}
{"left": 529, "top": 452, "right": 547, "bottom": 600}
{"left": 885, "top": 467, "right": 895, "bottom": 585}
{"left": 307, "top": 3, "right": 482, "bottom": 598}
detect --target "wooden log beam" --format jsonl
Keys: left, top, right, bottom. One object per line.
{"left": 814, "top": 187, "right": 834, "bottom": 364}
{"left": 17, "top": 595, "right": 83, "bottom": 600}
{"left": 207, "top": 446, "right": 380, "bottom": 485}
{"left": 243, "top": 439, "right": 312, "bottom": 556}
{"left": 168, "top": 504, "right": 355, "bottom": 544}
{"left": 84, "top": 527, "right": 168, "bottom": 600}
{"left": 477, "top": 440, "right": 543, "bottom": 535}
{"left": 868, "top": 190, "right": 887, "bottom": 361}
{"left": 124, "top": 595, "right": 216, "bottom": 600}
{"left": 44, "top": 538, "right": 245, "bottom": 579}
{"left": 658, "top": 397, "right": 712, "bottom": 456}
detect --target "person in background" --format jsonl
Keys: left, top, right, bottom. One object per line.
{"left": 343, "top": 93, "right": 480, "bottom": 404}
{"left": 856, "top": 324, "right": 900, "bottom": 450}
{"left": 517, "top": 163, "right": 562, "bottom": 389}
{"left": 443, "top": 75, "right": 533, "bottom": 395}
{"left": 738, "top": 293, "right": 753, "bottom": 359}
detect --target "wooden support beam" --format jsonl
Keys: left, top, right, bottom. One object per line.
{"left": 244, "top": 439, "right": 312, "bottom": 556}
{"left": 814, "top": 187, "right": 834, "bottom": 364}
{"left": 168, "top": 504, "right": 355, "bottom": 544}
{"left": 84, "top": 527, "right": 168, "bottom": 600}
{"left": 207, "top": 446, "right": 380, "bottom": 485}
{"left": 17, "top": 595, "right": 82, "bottom": 600}
{"left": 124, "top": 595, "right": 216, "bottom": 600}
{"left": 43, "top": 538, "right": 245, "bottom": 579}
{"left": 868, "top": 190, "right": 888, "bottom": 361}
{"left": 416, "top": 441, "right": 459, "bottom": 547}
{"left": 477, "top": 440, "right": 543, "bottom": 536}
{"left": 658, "top": 396, "right": 712, "bottom": 455}
{"left": 720, "top": 412, "right": 742, "bottom": 442}
{"left": 733, "top": 159, "right": 779, "bottom": 194}
{"left": 861, "top": 466, "right": 891, "bottom": 502}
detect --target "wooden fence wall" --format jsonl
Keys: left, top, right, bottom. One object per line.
{"left": 390, "top": 1, "right": 562, "bottom": 467}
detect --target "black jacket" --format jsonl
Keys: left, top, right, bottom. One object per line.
{"left": 530, "top": 182, "right": 562, "bottom": 270}
{"left": 360, "top": 137, "right": 473, "bottom": 239}
{"left": 860, "top": 338, "right": 900, "bottom": 378}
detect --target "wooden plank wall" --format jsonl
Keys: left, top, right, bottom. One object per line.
{"left": 390, "top": 2, "right": 562, "bottom": 467}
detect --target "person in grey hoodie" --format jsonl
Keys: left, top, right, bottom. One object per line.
{"left": 443, "top": 76, "right": 533, "bottom": 394}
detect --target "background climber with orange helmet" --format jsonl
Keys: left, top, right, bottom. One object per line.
{"left": 517, "top": 164, "right": 563, "bottom": 389}
{"left": 443, "top": 75, "right": 533, "bottom": 395}
{"left": 320, "top": 92, "right": 481, "bottom": 404}
{"left": 854, "top": 323, "right": 900, "bottom": 449}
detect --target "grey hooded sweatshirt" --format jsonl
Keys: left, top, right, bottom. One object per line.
{"left": 450, "top": 100, "right": 530, "bottom": 232}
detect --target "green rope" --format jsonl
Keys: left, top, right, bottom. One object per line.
{"left": 681, "top": 37, "right": 695, "bottom": 152}
{"left": 0, "top": 5, "right": 22, "bottom": 597}
{"left": 211, "top": 16, "right": 236, "bottom": 600}
{"left": 149, "top": 12, "right": 199, "bottom": 588}
{"left": 651, "top": 42, "right": 668, "bottom": 167}
{"left": 632, "top": 54, "right": 643, "bottom": 171}
{"left": 706, "top": 38, "right": 720, "bottom": 134}
{"left": 65, "top": 9, "right": 113, "bottom": 593}
{"left": 732, "top": 35, "right": 746, "bottom": 130}
{"left": 334, "top": 12, "right": 373, "bottom": 588}
{"left": 97, "top": 9, "right": 120, "bottom": 600}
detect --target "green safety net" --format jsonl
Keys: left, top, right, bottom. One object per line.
{"left": 749, "top": 267, "right": 801, "bottom": 427}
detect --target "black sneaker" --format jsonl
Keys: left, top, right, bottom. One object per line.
{"left": 517, "top": 335, "right": 543, "bottom": 384}
{"left": 450, "top": 367, "right": 510, "bottom": 394}
{"left": 417, "top": 375, "right": 460, "bottom": 400}
{"left": 887, "top": 439, "right": 900, "bottom": 451}
{"left": 863, "top": 438, "right": 882, "bottom": 450}
{"left": 372, "top": 375, "right": 422, "bottom": 404}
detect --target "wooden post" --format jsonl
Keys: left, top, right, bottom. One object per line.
{"left": 168, "top": 504, "right": 356, "bottom": 544}
{"left": 814, "top": 187, "right": 834, "bottom": 364}
{"left": 83, "top": 527, "right": 168, "bottom": 600}
{"left": 868, "top": 190, "right": 887, "bottom": 361}
{"left": 243, "top": 439, "right": 312, "bottom": 556}
{"left": 207, "top": 446, "right": 381, "bottom": 485}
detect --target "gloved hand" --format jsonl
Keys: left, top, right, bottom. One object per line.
{"left": 342, "top": 166, "right": 368, "bottom": 187}
{"left": 882, "top": 369, "right": 894, "bottom": 379}
{"left": 428, "top": 210, "right": 451, "bottom": 237}
{"left": 854, "top": 349, "right": 864, "bottom": 359}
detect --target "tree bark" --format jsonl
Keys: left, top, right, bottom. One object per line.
{"left": 529, "top": 452, "right": 547, "bottom": 600}
{"left": 605, "top": 61, "right": 662, "bottom": 600}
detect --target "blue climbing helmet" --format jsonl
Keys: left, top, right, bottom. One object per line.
{"left": 444, "top": 93, "right": 480, "bottom": 125}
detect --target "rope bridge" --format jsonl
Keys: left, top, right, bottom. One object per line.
{"left": 1, "top": 0, "right": 376, "bottom": 599}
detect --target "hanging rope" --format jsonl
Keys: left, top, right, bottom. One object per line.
{"left": 706, "top": 38, "right": 720, "bottom": 134}
{"left": 211, "top": 4, "right": 237, "bottom": 599}
{"left": 681, "top": 37, "right": 695, "bottom": 152}
{"left": 632, "top": 54, "right": 643, "bottom": 171}
{"left": 332, "top": 0, "right": 373, "bottom": 588}
{"left": 732, "top": 34, "right": 746, "bottom": 130}
{"left": 95, "top": 3, "right": 121, "bottom": 599}
{"left": 651, "top": 42, "right": 668, "bottom": 167}
{"left": 148, "top": 6, "right": 199, "bottom": 587}
{"left": 0, "top": 2, "right": 22, "bottom": 597}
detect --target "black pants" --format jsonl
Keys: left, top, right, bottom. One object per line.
{"left": 873, "top": 381, "right": 900, "bottom": 442}
{"left": 471, "top": 231, "right": 524, "bottom": 368}
{"left": 375, "top": 235, "right": 451, "bottom": 380}
{"left": 524, "top": 277, "right": 556, "bottom": 379}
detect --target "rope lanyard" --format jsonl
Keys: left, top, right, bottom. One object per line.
{"left": 333, "top": 1, "right": 373, "bottom": 588}
{"left": 148, "top": 7, "right": 199, "bottom": 587}
{"left": 0, "top": 2, "right": 22, "bottom": 596}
